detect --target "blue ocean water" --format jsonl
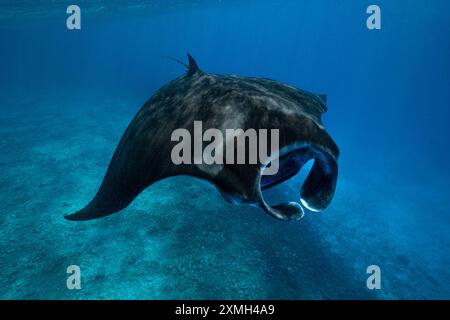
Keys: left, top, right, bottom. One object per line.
{"left": 0, "top": 0, "right": 449, "bottom": 299}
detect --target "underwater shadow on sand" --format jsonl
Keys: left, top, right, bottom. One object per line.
{"left": 141, "top": 175, "right": 378, "bottom": 300}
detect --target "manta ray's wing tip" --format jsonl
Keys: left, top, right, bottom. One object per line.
{"left": 65, "top": 199, "right": 125, "bottom": 221}
{"left": 64, "top": 214, "right": 79, "bottom": 221}
{"left": 64, "top": 211, "right": 90, "bottom": 221}
{"left": 64, "top": 205, "right": 99, "bottom": 221}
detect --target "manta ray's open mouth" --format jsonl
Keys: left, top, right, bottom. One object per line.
{"left": 259, "top": 145, "right": 338, "bottom": 221}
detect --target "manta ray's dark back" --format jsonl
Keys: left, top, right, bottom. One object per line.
{"left": 65, "top": 54, "right": 339, "bottom": 222}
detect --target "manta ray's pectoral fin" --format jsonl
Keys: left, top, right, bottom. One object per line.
{"left": 65, "top": 160, "right": 154, "bottom": 221}
{"left": 64, "top": 183, "right": 142, "bottom": 221}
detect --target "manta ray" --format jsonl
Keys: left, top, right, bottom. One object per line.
{"left": 66, "top": 54, "right": 339, "bottom": 222}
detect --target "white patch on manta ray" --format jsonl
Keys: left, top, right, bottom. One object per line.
{"left": 300, "top": 198, "right": 321, "bottom": 212}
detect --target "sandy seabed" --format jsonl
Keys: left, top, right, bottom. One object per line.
{"left": 0, "top": 90, "right": 449, "bottom": 299}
